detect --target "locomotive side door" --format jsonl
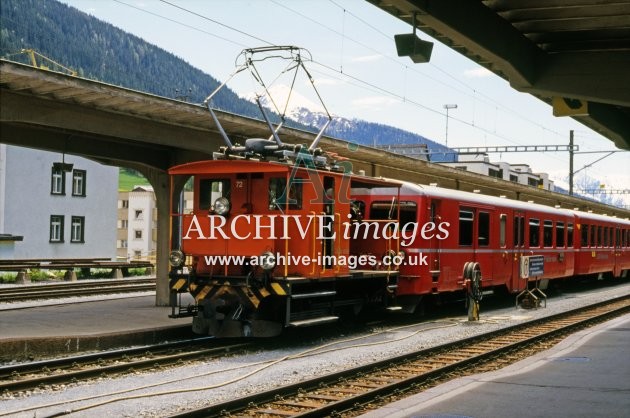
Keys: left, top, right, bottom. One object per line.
{"left": 510, "top": 211, "right": 526, "bottom": 292}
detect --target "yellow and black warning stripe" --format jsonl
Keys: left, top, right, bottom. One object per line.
{"left": 169, "top": 277, "right": 188, "bottom": 293}
{"left": 186, "top": 279, "right": 290, "bottom": 309}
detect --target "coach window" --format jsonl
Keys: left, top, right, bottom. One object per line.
{"left": 616, "top": 228, "right": 621, "bottom": 248}
{"left": 581, "top": 224, "right": 589, "bottom": 247}
{"left": 499, "top": 214, "right": 507, "bottom": 247}
{"left": 567, "top": 223, "right": 574, "bottom": 247}
{"left": 269, "top": 177, "right": 302, "bottom": 210}
{"left": 590, "top": 225, "right": 596, "bottom": 247}
{"left": 478, "top": 212, "right": 490, "bottom": 246}
{"left": 514, "top": 216, "right": 525, "bottom": 247}
{"left": 607, "top": 227, "right": 612, "bottom": 247}
{"left": 528, "top": 218, "right": 540, "bottom": 247}
{"left": 598, "top": 226, "right": 603, "bottom": 247}
{"left": 400, "top": 201, "right": 417, "bottom": 225}
{"left": 199, "top": 179, "right": 230, "bottom": 211}
{"left": 543, "top": 220, "right": 553, "bottom": 247}
{"left": 459, "top": 210, "right": 474, "bottom": 246}
{"left": 556, "top": 222, "right": 565, "bottom": 247}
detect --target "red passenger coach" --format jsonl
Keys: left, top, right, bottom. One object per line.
{"left": 352, "top": 183, "right": 579, "bottom": 313}
{"left": 574, "top": 211, "right": 630, "bottom": 278}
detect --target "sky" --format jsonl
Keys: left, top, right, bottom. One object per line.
{"left": 58, "top": 0, "right": 629, "bottom": 207}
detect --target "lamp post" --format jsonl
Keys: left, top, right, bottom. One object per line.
{"left": 443, "top": 104, "right": 457, "bottom": 147}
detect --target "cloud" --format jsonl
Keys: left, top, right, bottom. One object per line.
{"left": 350, "top": 54, "right": 383, "bottom": 63}
{"left": 463, "top": 67, "right": 493, "bottom": 78}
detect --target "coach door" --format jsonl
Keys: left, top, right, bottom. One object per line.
{"left": 511, "top": 211, "right": 526, "bottom": 292}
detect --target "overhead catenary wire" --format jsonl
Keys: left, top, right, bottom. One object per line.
{"left": 107, "top": 0, "right": 611, "bottom": 176}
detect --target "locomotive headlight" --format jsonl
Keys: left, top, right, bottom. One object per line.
{"left": 260, "top": 251, "right": 276, "bottom": 271}
{"left": 213, "top": 197, "right": 231, "bottom": 215}
{"left": 169, "top": 249, "right": 185, "bottom": 267}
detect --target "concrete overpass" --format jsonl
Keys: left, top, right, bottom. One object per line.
{"left": 1, "top": 60, "right": 628, "bottom": 305}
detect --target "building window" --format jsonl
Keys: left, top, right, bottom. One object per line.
{"left": 488, "top": 168, "right": 502, "bottom": 179}
{"left": 120, "top": 200, "right": 129, "bottom": 209}
{"left": 70, "top": 216, "right": 85, "bottom": 243}
{"left": 509, "top": 174, "right": 518, "bottom": 182}
{"left": 119, "top": 239, "right": 128, "bottom": 248}
{"left": 134, "top": 209, "right": 143, "bottom": 220}
{"left": 134, "top": 230, "right": 142, "bottom": 239}
{"left": 50, "top": 215, "right": 64, "bottom": 242}
{"left": 120, "top": 219, "right": 128, "bottom": 228}
{"left": 51, "top": 167, "right": 65, "bottom": 195}
{"left": 72, "top": 170, "right": 86, "bottom": 197}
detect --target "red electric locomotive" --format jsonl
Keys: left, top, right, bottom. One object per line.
{"left": 168, "top": 46, "right": 406, "bottom": 337}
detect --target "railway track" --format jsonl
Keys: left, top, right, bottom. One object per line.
{"left": 0, "top": 278, "right": 156, "bottom": 302}
{"left": 0, "top": 338, "right": 250, "bottom": 393}
{"left": 169, "top": 295, "right": 630, "bottom": 418}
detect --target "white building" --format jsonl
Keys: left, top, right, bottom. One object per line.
{"left": 440, "top": 154, "right": 555, "bottom": 191}
{"left": 0, "top": 145, "right": 118, "bottom": 259}
{"left": 117, "top": 186, "right": 157, "bottom": 260}
{"left": 117, "top": 188, "right": 193, "bottom": 260}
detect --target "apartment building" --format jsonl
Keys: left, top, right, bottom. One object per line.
{"left": 0, "top": 145, "right": 118, "bottom": 259}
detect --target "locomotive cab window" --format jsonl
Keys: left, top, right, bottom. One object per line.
{"left": 269, "top": 177, "right": 302, "bottom": 210}
{"left": 199, "top": 179, "right": 230, "bottom": 211}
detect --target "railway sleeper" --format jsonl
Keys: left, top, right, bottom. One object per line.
{"left": 253, "top": 408, "right": 298, "bottom": 416}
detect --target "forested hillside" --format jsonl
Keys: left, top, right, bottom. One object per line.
{"left": 0, "top": 0, "right": 448, "bottom": 154}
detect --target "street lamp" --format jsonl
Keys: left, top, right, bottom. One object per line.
{"left": 443, "top": 104, "right": 458, "bottom": 147}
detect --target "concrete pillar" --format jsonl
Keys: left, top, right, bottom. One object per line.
{"left": 16, "top": 269, "right": 31, "bottom": 284}
{"left": 64, "top": 270, "right": 77, "bottom": 281}
{"left": 145, "top": 169, "right": 171, "bottom": 306}
{"left": 111, "top": 268, "right": 123, "bottom": 279}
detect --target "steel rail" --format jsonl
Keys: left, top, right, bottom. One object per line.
{"left": 0, "top": 279, "right": 156, "bottom": 302}
{"left": 168, "top": 295, "right": 630, "bottom": 418}
{"left": 0, "top": 339, "right": 250, "bottom": 392}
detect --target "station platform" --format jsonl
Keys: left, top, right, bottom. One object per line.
{"left": 361, "top": 313, "right": 630, "bottom": 418}
{"left": 0, "top": 295, "right": 194, "bottom": 362}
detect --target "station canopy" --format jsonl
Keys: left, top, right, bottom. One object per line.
{"left": 367, "top": 0, "right": 630, "bottom": 150}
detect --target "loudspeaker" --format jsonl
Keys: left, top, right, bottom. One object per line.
{"left": 394, "top": 33, "right": 433, "bottom": 63}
